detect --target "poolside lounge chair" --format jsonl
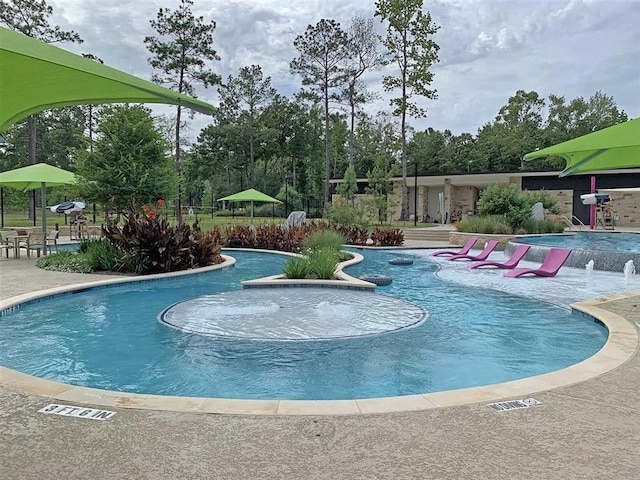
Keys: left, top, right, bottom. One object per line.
{"left": 431, "top": 237, "right": 478, "bottom": 257}
{"left": 469, "top": 244, "right": 531, "bottom": 269}
{"left": 448, "top": 240, "right": 499, "bottom": 262}
{"left": 504, "top": 248, "right": 572, "bottom": 278}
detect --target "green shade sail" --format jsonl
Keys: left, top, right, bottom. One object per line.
{"left": 0, "top": 26, "right": 215, "bottom": 132}
{"left": 523, "top": 118, "right": 640, "bottom": 177}
{"left": 0, "top": 163, "right": 76, "bottom": 190}
{"left": 218, "top": 188, "right": 282, "bottom": 224}
{"left": 0, "top": 163, "right": 78, "bottom": 232}
{"left": 218, "top": 188, "right": 282, "bottom": 204}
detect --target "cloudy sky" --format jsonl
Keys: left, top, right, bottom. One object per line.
{"left": 48, "top": 0, "right": 639, "bottom": 139}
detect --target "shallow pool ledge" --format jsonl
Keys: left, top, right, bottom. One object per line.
{"left": 1, "top": 287, "right": 638, "bottom": 416}
{"left": 0, "top": 255, "right": 236, "bottom": 315}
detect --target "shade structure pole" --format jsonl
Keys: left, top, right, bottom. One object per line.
{"left": 414, "top": 162, "right": 418, "bottom": 227}
{"left": 1, "top": 187, "right": 4, "bottom": 227}
{"left": 590, "top": 176, "right": 596, "bottom": 230}
{"left": 41, "top": 182, "right": 47, "bottom": 232}
{"left": 251, "top": 201, "right": 254, "bottom": 224}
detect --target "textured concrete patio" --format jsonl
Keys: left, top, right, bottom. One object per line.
{"left": 1, "top": 246, "right": 639, "bottom": 479}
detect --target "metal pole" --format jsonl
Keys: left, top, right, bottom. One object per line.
{"left": 414, "top": 162, "right": 418, "bottom": 226}
{"left": 0, "top": 187, "right": 3, "bottom": 227}
{"left": 589, "top": 176, "right": 596, "bottom": 230}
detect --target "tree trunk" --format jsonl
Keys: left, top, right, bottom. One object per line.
{"left": 401, "top": 111, "right": 408, "bottom": 222}
{"left": 323, "top": 85, "right": 331, "bottom": 216}
{"left": 349, "top": 96, "right": 356, "bottom": 167}
{"left": 249, "top": 127, "right": 255, "bottom": 188}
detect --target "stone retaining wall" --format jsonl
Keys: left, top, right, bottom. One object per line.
{"left": 448, "top": 231, "right": 516, "bottom": 250}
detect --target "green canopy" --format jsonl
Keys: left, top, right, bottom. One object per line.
{"left": 218, "top": 188, "right": 281, "bottom": 224}
{"left": 0, "top": 163, "right": 78, "bottom": 232}
{"left": 0, "top": 26, "right": 215, "bottom": 132}
{"left": 524, "top": 118, "right": 640, "bottom": 177}
{"left": 218, "top": 188, "right": 282, "bottom": 204}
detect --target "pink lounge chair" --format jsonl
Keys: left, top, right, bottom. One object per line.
{"left": 469, "top": 244, "right": 531, "bottom": 269}
{"left": 431, "top": 237, "right": 478, "bottom": 257}
{"left": 448, "top": 240, "right": 499, "bottom": 262}
{"left": 504, "top": 248, "right": 572, "bottom": 278}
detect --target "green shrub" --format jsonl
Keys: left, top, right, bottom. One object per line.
{"left": 79, "top": 237, "right": 121, "bottom": 271}
{"left": 477, "top": 184, "right": 562, "bottom": 231}
{"left": 476, "top": 184, "right": 523, "bottom": 217}
{"left": 214, "top": 209, "right": 247, "bottom": 217}
{"left": 301, "top": 230, "right": 345, "bottom": 253}
{"left": 521, "top": 190, "right": 561, "bottom": 215}
{"left": 36, "top": 251, "right": 94, "bottom": 273}
{"left": 282, "top": 256, "right": 311, "bottom": 279}
{"left": 457, "top": 215, "right": 512, "bottom": 235}
{"left": 307, "top": 248, "right": 340, "bottom": 279}
{"left": 326, "top": 203, "right": 367, "bottom": 229}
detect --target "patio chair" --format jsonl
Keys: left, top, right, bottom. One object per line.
{"left": 469, "top": 244, "right": 531, "bottom": 269}
{"left": 0, "top": 231, "right": 13, "bottom": 258}
{"left": 47, "top": 229, "right": 59, "bottom": 253}
{"left": 447, "top": 240, "right": 499, "bottom": 262}
{"left": 504, "top": 248, "right": 572, "bottom": 278}
{"left": 431, "top": 237, "right": 478, "bottom": 257}
{"left": 20, "top": 231, "right": 47, "bottom": 258}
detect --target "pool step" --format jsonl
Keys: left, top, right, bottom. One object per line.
{"left": 401, "top": 228, "right": 452, "bottom": 243}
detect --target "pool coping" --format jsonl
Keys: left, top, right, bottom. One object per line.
{"left": 1, "top": 252, "right": 638, "bottom": 416}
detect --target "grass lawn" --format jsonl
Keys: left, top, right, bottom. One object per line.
{"left": 1, "top": 210, "right": 438, "bottom": 232}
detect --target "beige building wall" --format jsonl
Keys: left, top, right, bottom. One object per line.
{"left": 450, "top": 186, "right": 478, "bottom": 218}
{"left": 608, "top": 192, "right": 640, "bottom": 227}
{"left": 544, "top": 190, "right": 574, "bottom": 220}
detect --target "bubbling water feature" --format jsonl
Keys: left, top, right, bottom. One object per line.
{"left": 623, "top": 260, "right": 636, "bottom": 284}
{"left": 159, "top": 287, "right": 426, "bottom": 340}
{"left": 585, "top": 259, "right": 595, "bottom": 279}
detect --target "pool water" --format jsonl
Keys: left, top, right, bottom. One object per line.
{"left": 518, "top": 232, "right": 640, "bottom": 253}
{"left": 0, "top": 250, "right": 607, "bottom": 400}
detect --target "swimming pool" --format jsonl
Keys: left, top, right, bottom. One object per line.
{"left": 518, "top": 232, "right": 640, "bottom": 253}
{"left": 0, "top": 250, "right": 607, "bottom": 400}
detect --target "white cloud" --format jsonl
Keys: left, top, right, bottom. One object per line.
{"left": 45, "top": 0, "right": 639, "bottom": 138}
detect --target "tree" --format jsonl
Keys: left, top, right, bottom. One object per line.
{"left": 337, "top": 164, "right": 358, "bottom": 204}
{"left": 290, "top": 19, "right": 351, "bottom": 213}
{"left": 353, "top": 112, "right": 401, "bottom": 178}
{"left": 144, "top": 0, "right": 220, "bottom": 222}
{"left": 0, "top": 0, "right": 82, "bottom": 218}
{"left": 375, "top": 0, "right": 440, "bottom": 220}
{"left": 337, "top": 16, "right": 386, "bottom": 167}
{"left": 406, "top": 128, "right": 446, "bottom": 174}
{"left": 365, "top": 155, "right": 396, "bottom": 224}
{"left": 76, "top": 105, "right": 176, "bottom": 215}
{"left": 218, "top": 65, "right": 276, "bottom": 188}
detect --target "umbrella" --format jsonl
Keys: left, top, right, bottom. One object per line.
{"left": 218, "top": 188, "right": 282, "bottom": 224}
{"left": 523, "top": 118, "right": 640, "bottom": 177}
{"left": 0, "top": 163, "right": 77, "bottom": 232}
{"left": 50, "top": 200, "right": 86, "bottom": 214}
{"left": 0, "top": 26, "right": 215, "bottom": 132}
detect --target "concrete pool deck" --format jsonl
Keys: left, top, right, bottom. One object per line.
{"left": 1, "top": 247, "right": 640, "bottom": 479}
